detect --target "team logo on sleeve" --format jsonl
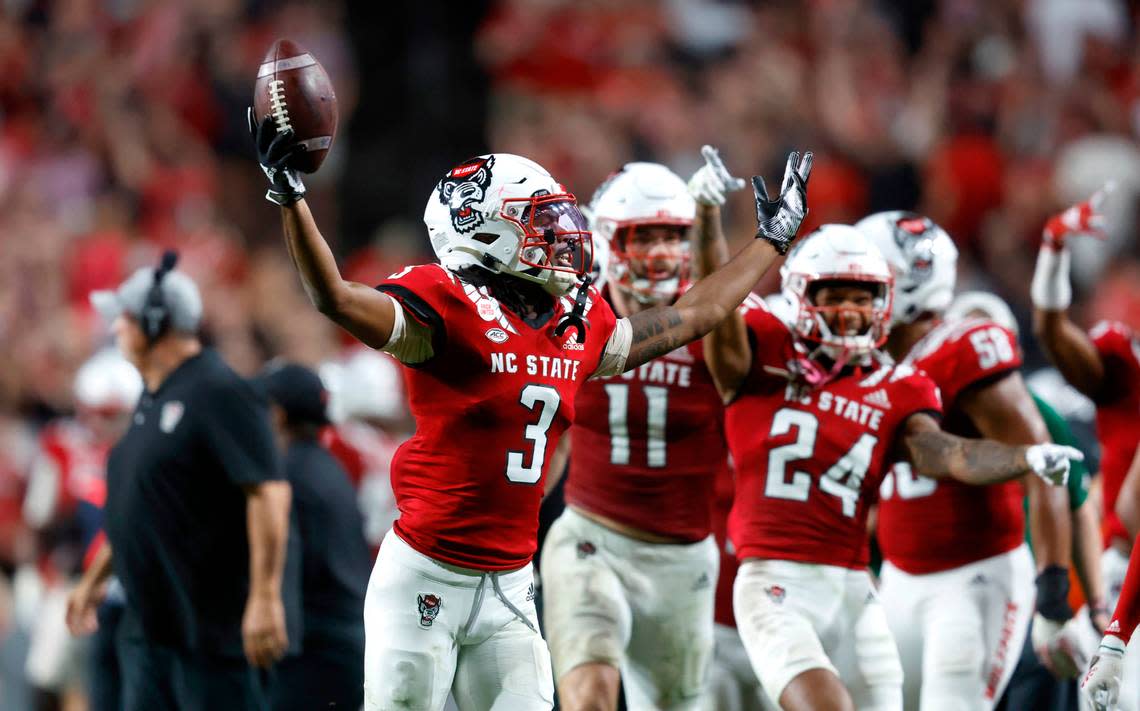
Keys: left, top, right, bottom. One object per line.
{"left": 159, "top": 401, "right": 184, "bottom": 433}
{"left": 417, "top": 593, "right": 442, "bottom": 628}
{"left": 438, "top": 156, "right": 495, "bottom": 234}
{"left": 765, "top": 585, "right": 786, "bottom": 604}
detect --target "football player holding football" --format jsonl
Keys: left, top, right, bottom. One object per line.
{"left": 696, "top": 221, "right": 1078, "bottom": 711}
{"left": 859, "top": 211, "right": 1076, "bottom": 711}
{"left": 540, "top": 148, "right": 757, "bottom": 710}
{"left": 253, "top": 114, "right": 812, "bottom": 711}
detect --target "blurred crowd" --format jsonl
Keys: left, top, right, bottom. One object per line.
{"left": 1, "top": 0, "right": 1140, "bottom": 707}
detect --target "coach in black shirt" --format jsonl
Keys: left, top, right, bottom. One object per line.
{"left": 256, "top": 362, "right": 371, "bottom": 711}
{"left": 66, "top": 252, "right": 295, "bottom": 711}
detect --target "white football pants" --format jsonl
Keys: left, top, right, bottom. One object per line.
{"left": 880, "top": 544, "right": 1035, "bottom": 711}
{"left": 363, "top": 529, "right": 554, "bottom": 711}
{"left": 734, "top": 558, "right": 903, "bottom": 710}
{"left": 540, "top": 507, "right": 718, "bottom": 710}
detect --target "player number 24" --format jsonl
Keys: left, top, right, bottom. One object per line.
{"left": 765, "top": 408, "right": 878, "bottom": 517}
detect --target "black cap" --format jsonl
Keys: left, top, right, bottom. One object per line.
{"left": 254, "top": 363, "right": 330, "bottom": 425}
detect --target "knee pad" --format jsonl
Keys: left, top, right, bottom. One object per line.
{"left": 927, "top": 628, "right": 985, "bottom": 679}
{"left": 364, "top": 650, "right": 436, "bottom": 711}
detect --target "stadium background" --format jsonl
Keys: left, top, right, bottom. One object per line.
{"left": 0, "top": 0, "right": 1138, "bottom": 708}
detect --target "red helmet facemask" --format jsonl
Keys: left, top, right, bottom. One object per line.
{"left": 500, "top": 194, "right": 593, "bottom": 278}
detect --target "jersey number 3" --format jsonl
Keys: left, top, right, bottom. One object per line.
{"left": 506, "top": 384, "right": 561, "bottom": 484}
{"left": 765, "top": 408, "right": 877, "bottom": 517}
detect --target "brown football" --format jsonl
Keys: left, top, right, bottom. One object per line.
{"left": 253, "top": 39, "right": 338, "bottom": 174}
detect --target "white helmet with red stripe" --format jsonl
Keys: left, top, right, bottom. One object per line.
{"left": 855, "top": 211, "right": 958, "bottom": 325}
{"left": 74, "top": 348, "right": 142, "bottom": 411}
{"left": 781, "top": 224, "right": 894, "bottom": 359}
{"left": 588, "top": 162, "right": 695, "bottom": 304}
{"left": 423, "top": 153, "right": 593, "bottom": 296}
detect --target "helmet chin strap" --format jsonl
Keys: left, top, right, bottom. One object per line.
{"left": 794, "top": 348, "right": 851, "bottom": 387}
{"left": 554, "top": 273, "right": 593, "bottom": 343}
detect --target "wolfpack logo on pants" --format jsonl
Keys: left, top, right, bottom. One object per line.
{"left": 417, "top": 593, "right": 441, "bottom": 628}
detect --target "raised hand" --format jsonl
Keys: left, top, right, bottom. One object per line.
{"left": 688, "top": 145, "right": 747, "bottom": 207}
{"left": 248, "top": 106, "right": 307, "bottom": 206}
{"left": 1043, "top": 182, "right": 1114, "bottom": 248}
{"left": 753, "top": 151, "right": 812, "bottom": 255}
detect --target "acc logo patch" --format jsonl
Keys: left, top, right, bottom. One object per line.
{"left": 485, "top": 327, "right": 509, "bottom": 343}
{"left": 765, "top": 585, "right": 786, "bottom": 604}
{"left": 417, "top": 593, "right": 442, "bottom": 628}
{"left": 159, "top": 401, "right": 184, "bottom": 433}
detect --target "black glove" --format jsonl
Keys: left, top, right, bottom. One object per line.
{"left": 752, "top": 151, "right": 812, "bottom": 254}
{"left": 1035, "top": 564, "right": 1073, "bottom": 622}
{"left": 248, "top": 107, "right": 306, "bottom": 206}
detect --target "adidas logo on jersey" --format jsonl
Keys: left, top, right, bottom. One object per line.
{"left": 863, "top": 389, "right": 892, "bottom": 409}
{"left": 1107, "top": 619, "right": 1121, "bottom": 634}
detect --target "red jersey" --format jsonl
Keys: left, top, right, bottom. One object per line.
{"left": 28, "top": 421, "right": 110, "bottom": 520}
{"left": 565, "top": 307, "right": 729, "bottom": 540}
{"left": 377, "top": 264, "right": 618, "bottom": 570}
{"left": 1089, "top": 321, "right": 1140, "bottom": 547}
{"left": 727, "top": 304, "right": 941, "bottom": 569}
{"left": 878, "top": 318, "right": 1024, "bottom": 574}
{"left": 712, "top": 463, "right": 737, "bottom": 627}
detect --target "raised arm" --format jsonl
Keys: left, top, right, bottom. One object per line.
{"left": 688, "top": 146, "right": 753, "bottom": 401}
{"left": 1117, "top": 444, "right": 1140, "bottom": 538}
{"left": 621, "top": 151, "right": 812, "bottom": 372}
{"left": 251, "top": 112, "right": 397, "bottom": 349}
{"left": 1031, "top": 187, "right": 1112, "bottom": 398}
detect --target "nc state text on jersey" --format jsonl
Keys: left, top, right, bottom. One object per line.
{"left": 785, "top": 386, "right": 886, "bottom": 431}
{"left": 490, "top": 352, "right": 581, "bottom": 381}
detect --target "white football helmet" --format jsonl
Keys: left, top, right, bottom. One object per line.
{"left": 946, "top": 291, "right": 1020, "bottom": 337}
{"left": 74, "top": 348, "right": 142, "bottom": 411}
{"left": 781, "top": 224, "right": 894, "bottom": 360}
{"left": 589, "top": 162, "right": 695, "bottom": 304}
{"left": 423, "top": 153, "right": 592, "bottom": 296}
{"left": 855, "top": 211, "right": 958, "bottom": 325}
{"left": 320, "top": 348, "right": 405, "bottom": 425}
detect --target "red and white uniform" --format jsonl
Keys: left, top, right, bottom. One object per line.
{"left": 565, "top": 338, "right": 727, "bottom": 540}
{"left": 877, "top": 318, "right": 1025, "bottom": 572}
{"left": 377, "top": 264, "right": 617, "bottom": 571}
{"left": 365, "top": 264, "right": 617, "bottom": 711}
{"left": 878, "top": 317, "right": 1036, "bottom": 710}
{"left": 1088, "top": 321, "right": 1140, "bottom": 710}
{"left": 541, "top": 291, "right": 730, "bottom": 706}
{"left": 728, "top": 303, "right": 939, "bottom": 709}
{"left": 1089, "top": 321, "right": 1140, "bottom": 549}
{"left": 728, "top": 306, "right": 940, "bottom": 570}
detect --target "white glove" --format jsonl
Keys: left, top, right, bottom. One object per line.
{"left": 1025, "top": 443, "right": 1082, "bottom": 486}
{"left": 1081, "top": 635, "right": 1127, "bottom": 711}
{"left": 688, "top": 145, "right": 746, "bottom": 206}
{"left": 1033, "top": 611, "right": 1088, "bottom": 679}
